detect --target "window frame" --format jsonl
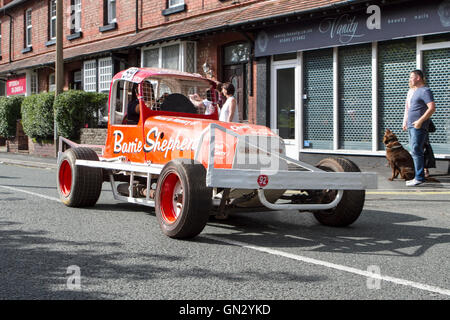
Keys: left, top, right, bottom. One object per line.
{"left": 107, "top": 0, "right": 116, "bottom": 24}
{"left": 49, "top": 0, "right": 57, "bottom": 40}
{"left": 141, "top": 41, "right": 197, "bottom": 73}
{"left": 0, "top": 22, "right": 2, "bottom": 57}
{"left": 162, "top": 0, "right": 186, "bottom": 16}
{"left": 98, "top": 57, "right": 113, "bottom": 92}
{"left": 72, "top": 0, "right": 82, "bottom": 33}
{"left": 83, "top": 60, "right": 98, "bottom": 92}
{"left": 168, "top": 0, "right": 184, "bottom": 8}
{"left": 49, "top": 73, "right": 56, "bottom": 92}
{"left": 25, "top": 8, "right": 32, "bottom": 48}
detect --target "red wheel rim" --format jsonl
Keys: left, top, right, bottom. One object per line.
{"left": 59, "top": 160, "right": 72, "bottom": 197}
{"left": 160, "top": 172, "right": 183, "bottom": 224}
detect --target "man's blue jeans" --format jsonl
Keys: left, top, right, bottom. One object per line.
{"left": 408, "top": 127, "right": 427, "bottom": 182}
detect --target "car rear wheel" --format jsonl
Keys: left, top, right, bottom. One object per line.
{"left": 155, "top": 159, "right": 212, "bottom": 239}
{"left": 312, "top": 157, "right": 366, "bottom": 227}
{"left": 57, "top": 147, "right": 103, "bottom": 207}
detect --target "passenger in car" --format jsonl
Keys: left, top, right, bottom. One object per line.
{"left": 189, "top": 89, "right": 216, "bottom": 115}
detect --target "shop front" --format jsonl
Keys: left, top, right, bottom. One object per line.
{"left": 255, "top": 0, "right": 450, "bottom": 159}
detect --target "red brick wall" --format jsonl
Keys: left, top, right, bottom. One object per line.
{"left": 28, "top": 137, "right": 55, "bottom": 158}
{"left": 0, "top": 0, "right": 262, "bottom": 69}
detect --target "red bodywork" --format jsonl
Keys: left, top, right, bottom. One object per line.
{"left": 103, "top": 68, "right": 276, "bottom": 169}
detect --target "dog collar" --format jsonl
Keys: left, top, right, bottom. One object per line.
{"left": 387, "top": 145, "right": 403, "bottom": 150}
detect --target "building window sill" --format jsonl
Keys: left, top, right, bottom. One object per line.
{"left": 21, "top": 46, "right": 33, "bottom": 54}
{"left": 46, "top": 39, "right": 56, "bottom": 47}
{"left": 162, "top": 4, "right": 186, "bottom": 16}
{"left": 99, "top": 22, "right": 117, "bottom": 33}
{"left": 67, "top": 31, "right": 83, "bottom": 41}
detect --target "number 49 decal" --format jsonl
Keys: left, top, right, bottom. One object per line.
{"left": 257, "top": 175, "right": 269, "bottom": 188}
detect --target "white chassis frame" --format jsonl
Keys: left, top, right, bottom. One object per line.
{"left": 58, "top": 123, "right": 377, "bottom": 211}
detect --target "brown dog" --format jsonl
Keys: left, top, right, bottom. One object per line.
{"left": 383, "top": 129, "right": 415, "bottom": 181}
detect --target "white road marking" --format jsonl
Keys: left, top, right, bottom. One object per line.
{"left": 2, "top": 184, "right": 450, "bottom": 297}
{"left": 204, "top": 234, "right": 450, "bottom": 297}
{"left": 0, "top": 185, "right": 60, "bottom": 202}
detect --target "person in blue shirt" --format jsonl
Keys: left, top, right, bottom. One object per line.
{"left": 404, "top": 70, "right": 436, "bottom": 187}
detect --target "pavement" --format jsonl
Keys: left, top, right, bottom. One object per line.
{"left": 1, "top": 148, "right": 449, "bottom": 191}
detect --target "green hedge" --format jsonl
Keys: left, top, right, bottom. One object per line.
{"left": 0, "top": 96, "right": 25, "bottom": 138}
{"left": 21, "top": 92, "right": 55, "bottom": 140}
{"left": 54, "top": 90, "right": 108, "bottom": 140}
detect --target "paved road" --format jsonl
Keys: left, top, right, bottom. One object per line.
{"left": 0, "top": 162, "right": 449, "bottom": 300}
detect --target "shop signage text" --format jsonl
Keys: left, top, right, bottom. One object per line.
{"left": 256, "top": 0, "right": 450, "bottom": 56}
{"left": 7, "top": 76, "right": 27, "bottom": 96}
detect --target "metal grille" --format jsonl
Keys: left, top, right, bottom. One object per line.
{"left": 303, "top": 48, "right": 334, "bottom": 150}
{"left": 424, "top": 48, "right": 450, "bottom": 154}
{"left": 377, "top": 39, "right": 416, "bottom": 150}
{"left": 338, "top": 44, "right": 372, "bottom": 150}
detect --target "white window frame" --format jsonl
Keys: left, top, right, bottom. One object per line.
{"left": 73, "top": 0, "right": 82, "bottom": 32}
{"left": 25, "top": 9, "right": 32, "bottom": 48}
{"left": 168, "top": 0, "right": 184, "bottom": 8}
{"left": 50, "top": 0, "right": 56, "bottom": 40}
{"left": 98, "top": 57, "right": 113, "bottom": 92}
{"left": 0, "top": 23, "right": 2, "bottom": 56}
{"left": 83, "top": 60, "right": 97, "bottom": 92}
{"left": 141, "top": 41, "right": 197, "bottom": 72}
{"left": 107, "top": 0, "right": 116, "bottom": 24}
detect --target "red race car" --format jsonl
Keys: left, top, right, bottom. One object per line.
{"left": 57, "top": 68, "right": 377, "bottom": 239}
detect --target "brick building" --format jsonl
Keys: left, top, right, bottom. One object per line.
{"left": 0, "top": 0, "right": 449, "bottom": 159}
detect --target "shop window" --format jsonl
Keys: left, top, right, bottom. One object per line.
{"left": 377, "top": 39, "right": 416, "bottom": 150}
{"left": 303, "top": 49, "right": 334, "bottom": 150}
{"left": 142, "top": 42, "right": 196, "bottom": 72}
{"left": 423, "top": 48, "right": 450, "bottom": 155}
{"left": 338, "top": 44, "right": 372, "bottom": 151}
{"left": 83, "top": 60, "right": 97, "bottom": 92}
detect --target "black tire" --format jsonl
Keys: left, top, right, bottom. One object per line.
{"left": 155, "top": 159, "right": 212, "bottom": 239}
{"left": 312, "top": 157, "right": 366, "bottom": 227}
{"left": 57, "top": 147, "right": 103, "bottom": 207}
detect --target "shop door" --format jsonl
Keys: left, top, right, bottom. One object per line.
{"left": 223, "top": 64, "right": 246, "bottom": 123}
{"left": 271, "top": 62, "right": 299, "bottom": 159}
